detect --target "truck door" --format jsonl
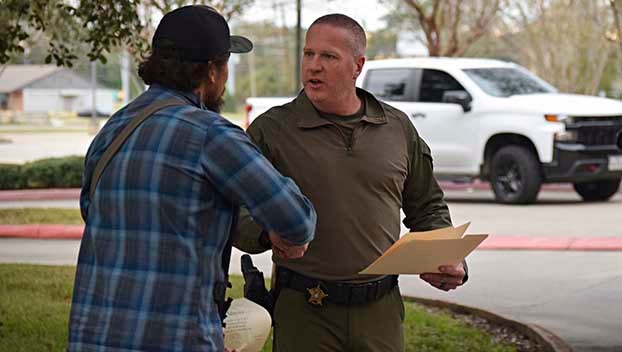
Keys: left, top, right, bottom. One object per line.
{"left": 412, "top": 69, "right": 478, "bottom": 174}
{"left": 364, "top": 67, "right": 477, "bottom": 174}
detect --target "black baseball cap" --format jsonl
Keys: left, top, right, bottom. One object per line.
{"left": 152, "top": 5, "right": 253, "bottom": 62}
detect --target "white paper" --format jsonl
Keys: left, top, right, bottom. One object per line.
{"left": 359, "top": 223, "right": 488, "bottom": 275}
{"left": 223, "top": 298, "right": 272, "bottom": 352}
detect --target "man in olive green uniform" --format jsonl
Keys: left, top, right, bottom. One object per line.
{"left": 235, "top": 14, "right": 468, "bottom": 352}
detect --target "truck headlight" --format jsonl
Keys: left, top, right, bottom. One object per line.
{"left": 545, "top": 114, "right": 574, "bottom": 124}
{"left": 554, "top": 130, "right": 577, "bottom": 142}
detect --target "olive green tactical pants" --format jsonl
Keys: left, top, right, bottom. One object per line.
{"left": 272, "top": 286, "right": 405, "bottom": 352}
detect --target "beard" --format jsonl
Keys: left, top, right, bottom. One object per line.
{"left": 203, "top": 87, "right": 226, "bottom": 113}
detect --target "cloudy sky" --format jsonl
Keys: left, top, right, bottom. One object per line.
{"left": 237, "top": 0, "right": 391, "bottom": 31}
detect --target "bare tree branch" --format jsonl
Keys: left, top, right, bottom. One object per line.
{"left": 611, "top": 0, "right": 622, "bottom": 55}
{"left": 398, "top": 0, "right": 503, "bottom": 57}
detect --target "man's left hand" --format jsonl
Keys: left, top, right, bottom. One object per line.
{"left": 419, "top": 263, "right": 466, "bottom": 292}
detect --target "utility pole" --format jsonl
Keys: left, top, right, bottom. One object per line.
{"left": 249, "top": 50, "right": 257, "bottom": 97}
{"left": 90, "top": 61, "right": 98, "bottom": 132}
{"left": 295, "top": 0, "right": 302, "bottom": 94}
{"left": 121, "top": 50, "right": 130, "bottom": 105}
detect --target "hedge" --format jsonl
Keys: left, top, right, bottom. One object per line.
{"left": 0, "top": 156, "right": 84, "bottom": 190}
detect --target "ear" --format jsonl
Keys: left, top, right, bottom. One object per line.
{"left": 353, "top": 55, "right": 366, "bottom": 79}
{"left": 207, "top": 65, "right": 217, "bottom": 84}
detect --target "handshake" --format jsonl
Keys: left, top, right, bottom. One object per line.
{"left": 240, "top": 231, "right": 309, "bottom": 317}
{"left": 265, "top": 231, "right": 309, "bottom": 259}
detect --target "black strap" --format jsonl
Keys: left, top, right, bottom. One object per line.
{"left": 86, "top": 98, "right": 236, "bottom": 325}
{"left": 88, "top": 98, "right": 185, "bottom": 200}
{"left": 276, "top": 266, "right": 398, "bottom": 305}
{"left": 215, "top": 210, "right": 237, "bottom": 326}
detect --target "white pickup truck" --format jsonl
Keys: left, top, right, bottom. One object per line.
{"left": 244, "top": 57, "right": 622, "bottom": 204}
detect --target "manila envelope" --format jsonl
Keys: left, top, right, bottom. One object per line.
{"left": 359, "top": 223, "right": 488, "bottom": 275}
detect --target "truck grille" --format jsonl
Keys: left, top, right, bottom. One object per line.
{"left": 570, "top": 116, "right": 622, "bottom": 147}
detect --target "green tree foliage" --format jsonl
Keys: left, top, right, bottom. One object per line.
{"left": 367, "top": 29, "right": 399, "bottom": 59}
{"left": 0, "top": 0, "right": 146, "bottom": 66}
{"left": 0, "top": 0, "right": 255, "bottom": 67}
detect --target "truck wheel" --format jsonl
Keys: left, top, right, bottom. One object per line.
{"left": 573, "top": 178, "right": 621, "bottom": 202}
{"left": 490, "top": 146, "right": 542, "bottom": 204}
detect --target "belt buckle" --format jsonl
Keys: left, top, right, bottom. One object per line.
{"left": 307, "top": 284, "right": 328, "bottom": 306}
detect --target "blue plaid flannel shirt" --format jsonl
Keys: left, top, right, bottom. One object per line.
{"left": 68, "top": 85, "right": 316, "bottom": 351}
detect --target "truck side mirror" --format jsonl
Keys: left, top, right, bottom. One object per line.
{"left": 442, "top": 90, "right": 472, "bottom": 112}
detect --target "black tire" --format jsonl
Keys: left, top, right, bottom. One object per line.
{"left": 490, "top": 146, "right": 542, "bottom": 204}
{"left": 573, "top": 178, "right": 621, "bottom": 202}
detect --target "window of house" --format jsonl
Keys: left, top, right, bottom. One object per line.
{"left": 0, "top": 94, "right": 8, "bottom": 109}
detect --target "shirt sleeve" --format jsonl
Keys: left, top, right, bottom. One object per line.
{"left": 402, "top": 129, "right": 453, "bottom": 232}
{"left": 233, "top": 114, "right": 283, "bottom": 253}
{"left": 232, "top": 206, "right": 269, "bottom": 254}
{"left": 200, "top": 118, "right": 316, "bottom": 246}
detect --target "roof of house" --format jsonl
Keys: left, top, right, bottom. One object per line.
{"left": 0, "top": 65, "right": 66, "bottom": 93}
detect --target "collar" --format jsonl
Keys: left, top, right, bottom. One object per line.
{"left": 149, "top": 84, "right": 204, "bottom": 109}
{"left": 296, "top": 88, "right": 387, "bottom": 129}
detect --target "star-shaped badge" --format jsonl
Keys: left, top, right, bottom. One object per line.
{"left": 307, "top": 284, "right": 329, "bottom": 306}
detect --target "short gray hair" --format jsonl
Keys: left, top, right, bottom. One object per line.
{"left": 309, "top": 14, "right": 366, "bottom": 57}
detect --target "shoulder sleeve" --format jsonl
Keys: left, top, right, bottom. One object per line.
{"left": 399, "top": 112, "right": 452, "bottom": 231}
{"left": 246, "top": 108, "right": 283, "bottom": 162}
{"left": 233, "top": 110, "right": 284, "bottom": 253}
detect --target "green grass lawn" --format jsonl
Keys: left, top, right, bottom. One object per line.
{"left": 0, "top": 264, "right": 515, "bottom": 352}
{"left": 0, "top": 208, "right": 83, "bottom": 225}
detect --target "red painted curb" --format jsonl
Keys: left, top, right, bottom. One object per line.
{"left": 479, "top": 236, "right": 622, "bottom": 251}
{"left": 1, "top": 225, "right": 621, "bottom": 251}
{"left": 0, "top": 224, "right": 83, "bottom": 239}
{"left": 0, "top": 188, "right": 80, "bottom": 201}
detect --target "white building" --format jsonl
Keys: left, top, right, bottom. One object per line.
{"left": 0, "top": 64, "right": 116, "bottom": 115}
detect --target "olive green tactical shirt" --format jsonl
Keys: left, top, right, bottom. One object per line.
{"left": 236, "top": 88, "right": 452, "bottom": 282}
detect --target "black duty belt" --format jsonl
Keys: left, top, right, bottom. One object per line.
{"left": 275, "top": 266, "right": 398, "bottom": 306}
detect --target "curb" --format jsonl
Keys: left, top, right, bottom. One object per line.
{"left": 0, "top": 225, "right": 83, "bottom": 239}
{"left": 405, "top": 296, "right": 573, "bottom": 352}
{"left": 479, "top": 236, "right": 622, "bottom": 251}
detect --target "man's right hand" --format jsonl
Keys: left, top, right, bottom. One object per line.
{"left": 268, "top": 231, "right": 309, "bottom": 259}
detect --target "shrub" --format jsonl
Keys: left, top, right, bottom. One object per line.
{"left": 18, "top": 156, "right": 84, "bottom": 189}
{"left": 0, "top": 164, "right": 25, "bottom": 189}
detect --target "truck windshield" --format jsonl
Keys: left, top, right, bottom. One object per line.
{"left": 463, "top": 67, "right": 557, "bottom": 97}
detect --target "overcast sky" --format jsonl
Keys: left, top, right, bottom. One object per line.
{"left": 235, "top": 0, "right": 391, "bottom": 31}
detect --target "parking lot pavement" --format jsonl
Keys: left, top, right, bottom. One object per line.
{"left": 398, "top": 250, "right": 622, "bottom": 352}
{"left": 405, "top": 189, "right": 622, "bottom": 238}
{"left": 0, "top": 132, "right": 93, "bottom": 164}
